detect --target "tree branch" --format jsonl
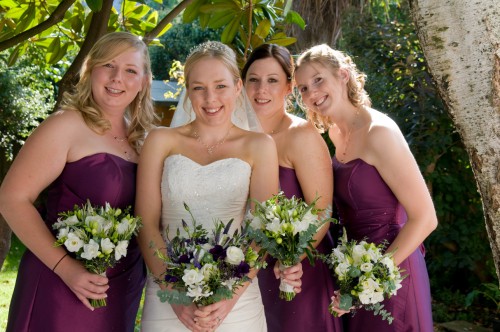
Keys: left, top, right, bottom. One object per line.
{"left": 0, "top": 0, "right": 76, "bottom": 52}
{"left": 143, "top": 0, "right": 195, "bottom": 45}
{"left": 55, "top": 0, "right": 114, "bottom": 107}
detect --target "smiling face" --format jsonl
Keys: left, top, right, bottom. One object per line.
{"left": 244, "top": 57, "right": 291, "bottom": 117}
{"left": 90, "top": 49, "right": 145, "bottom": 114}
{"left": 186, "top": 57, "right": 242, "bottom": 126}
{"left": 294, "top": 61, "right": 349, "bottom": 118}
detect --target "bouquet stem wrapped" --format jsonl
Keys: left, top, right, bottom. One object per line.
{"left": 53, "top": 200, "right": 142, "bottom": 308}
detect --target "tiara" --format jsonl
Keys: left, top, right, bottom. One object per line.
{"left": 187, "top": 41, "right": 232, "bottom": 59}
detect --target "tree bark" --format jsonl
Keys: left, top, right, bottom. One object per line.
{"left": 409, "top": 0, "right": 500, "bottom": 282}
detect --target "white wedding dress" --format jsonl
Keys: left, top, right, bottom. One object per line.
{"left": 141, "top": 154, "right": 267, "bottom": 332}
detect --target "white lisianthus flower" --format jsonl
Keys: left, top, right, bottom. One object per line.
{"left": 381, "top": 256, "right": 395, "bottom": 273}
{"left": 201, "top": 243, "right": 212, "bottom": 252}
{"left": 200, "top": 263, "right": 215, "bottom": 280}
{"left": 62, "top": 215, "right": 80, "bottom": 226}
{"left": 57, "top": 227, "right": 70, "bottom": 240}
{"left": 183, "top": 269, "right": 204, "bottom": 286}
{"left": 247, "top": 211, "right": 262, "bottom": 229}
{"left": 115, "top": 240, "right": 129, "bottom": 260}
{"left": 301, "top": 210, "right": 317, "bottom": 225}
{"left": 100, "top": 238, "right": 115, "bottom": 255}
{"left": 291, "top": 220, "right": 309, "bottom": 235}
{"left": 81, "top": 239, "right": 101, "bottom": 260}
{"left": 222, "top": 277, "right": 238, "bottom": 290}
{"left": 225, "top": 246, "right": 245, "bottom": 265}
{"left": 360, "top": 262, "right": 373, "bottom": 272}
{"left": 351, "top": 244, "right": 367, "bottom": 264}
{"left": 332, "top": 247, "right": 346, "bottom": 261}
{"left": 195, "top": 248, "right": 206, "bottom": 261}
{"left": 265, "top": 218, "right": 282, "bottom": 233}
{"left": 64, "top": 232, "right": 84, "bottom": 252}
{"left": 334, "top": 262, "right": 350, "bottom": 279}
{"left": 116, "top": 220, "right": 129, "bottom": 235}
{"left": 358, "top": 289, "right": 376, "bottom": 304}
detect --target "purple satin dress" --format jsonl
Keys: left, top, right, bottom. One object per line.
{"left": 7, "top": 153, "right": 146, "bottom": 332}
{"left": 258, "top": 166, "right": 343, "bottom": 332}
{"left": 333, "top": 157, "right": 433, "bottom": 332}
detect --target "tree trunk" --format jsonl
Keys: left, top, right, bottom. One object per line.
{"left": 409, "top": 0, "right": 500, "bottom": 282}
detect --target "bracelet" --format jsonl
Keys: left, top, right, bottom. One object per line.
{"left": 52, "top": 253, "right": 68, "bottom": 272}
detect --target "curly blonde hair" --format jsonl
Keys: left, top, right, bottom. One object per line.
{"left": 295, "top": 44, "right": 371, "bottom": 132}
{"left": 60, "top": 31, "right": 157, "bottom": 153}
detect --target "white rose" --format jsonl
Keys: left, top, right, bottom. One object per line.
{"left": 360, "top": 262, "right": 373, "bottom": 272}
{"left": 64, "top": 232, "right": 84, "bottom": 252}
{"left": 225, "top": 246, "right": 245, "bottom": 265}
{"left": 182, "top": 269, "right": 204, "bottom": 286}
{"left": 115, "top": 240, "right": 129, "bottom": 260}
{"left": 81, "top": 239, "right": 101, "bottom": 260}
{"left": 100, "top": 238, "right": 115, "bottom": 255}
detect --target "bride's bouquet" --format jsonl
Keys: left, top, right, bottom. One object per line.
{"left": 155, "top": 203, "right": 262, "bottom": 307}
{"left": 323, "top": 228, "right": 405, "bottom": 324}
{"left": 53, "top": 199, "right": 142, "bottom": 308}
{"left": 246, "top": 192, "right": 327, "bottom": 301}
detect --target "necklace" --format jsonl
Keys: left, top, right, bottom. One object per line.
{"left": 192, "top": 125, "right": 233, "bottom": 155}
{"left": 338, "top": 108, "right": 360, "bottom": 162}
{"left": 110, "top": 134, "right": 131, "bottom": 161}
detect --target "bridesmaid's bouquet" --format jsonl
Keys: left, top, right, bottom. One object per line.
{"left": 53, "top": 199, "right": 142, "bottom": 308}
{"left": 246, "top": 192, "right": 328, "bottom": 301}
{"left": 155, "top": 203, "right": 262, "bottom": 306}
{"left": 323, "top": 228, "right": 405, "bottom": 324}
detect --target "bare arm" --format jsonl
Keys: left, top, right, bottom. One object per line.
{"left": 366, "top": 119, "right": 438, "bottom": 265}
{"left": 0, "top": 111, "right": 108, "bottom": 310}
{"left": 292, "top": 123, "right": 334, "bottom": 249}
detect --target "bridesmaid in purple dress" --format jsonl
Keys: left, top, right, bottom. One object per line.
{"left": 0, "top": 32, "right": 156, "bottom": 331}
{"left": 295, "top": 44, "right": 437, "bottom": 331}
{"left": 243, "top": 44, "right": 342, "bottom": 332}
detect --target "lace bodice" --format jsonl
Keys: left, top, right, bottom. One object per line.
{"left": 161, "top": 154, "right": 252, "bottom": 237}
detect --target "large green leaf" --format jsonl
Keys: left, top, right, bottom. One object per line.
{"left": 206, "top": 10, "right": 234, "bottom": 29}
{"left": 220, "top": 14, "right": 241, "bottom": 44}
{"left": 183, "top": 0, "right": 205, "bottom": 23}
{"left": 86, "top": 0, "right": 102, "bottom": 12}
{"left": 199, "top": 1, "right": 239, "bottom": 14}
{"left": 286, "top": 10, "right": 305, "bottom": 30}
{"left": 254, "top": 18, "right": 271, "bottom": 39}
{"left": 46, "top": 37, "right": 61, "bottom": 63}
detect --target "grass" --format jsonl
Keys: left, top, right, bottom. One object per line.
{"left": 0, "top": 235, "right": 145, "bottom": 331}
{"left": 0, "top": 235, "right": 24, "bottom": 331}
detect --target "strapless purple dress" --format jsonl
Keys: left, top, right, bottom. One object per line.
{"left": 257, "top": 166, "right": 343, "bottom": 332}
{"left": 7, "top": 153, "right": 146, "bottom": 332}
{"left": 333, "top": 157, "right": 433, "bottom": 332}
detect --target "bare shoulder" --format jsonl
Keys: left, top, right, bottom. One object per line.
{"left": 365, "top": 108, "right": 409, "bottom": 161}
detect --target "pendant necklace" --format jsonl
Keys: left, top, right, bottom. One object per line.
{"left": 192, "top": 124, "right": 234, "bottom": 155}
{"left": 111, "top": 134, "right": 131, "bottom": 161}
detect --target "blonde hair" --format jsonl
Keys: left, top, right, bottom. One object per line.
{"left": 295, "top": 44, "right": 371, "bottom": 132}
{"left": 60, "top": 31, "right": 157, "bottom": 152}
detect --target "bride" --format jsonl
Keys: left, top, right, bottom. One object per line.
{"left": 136, "top": 41, "right": 299, "bottom": 332}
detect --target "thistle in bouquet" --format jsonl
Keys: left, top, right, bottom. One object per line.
{"left": 53, "top": 199, "right": 142, "bottom": 308}
{"left": 155, "top": 203, "right": 263, "bottom": 307}
{"left": 246, "top": 192, "right": 329, "bottom": 301}
{"left": 323, "top": 228, "right": 405, "bottom": 324}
